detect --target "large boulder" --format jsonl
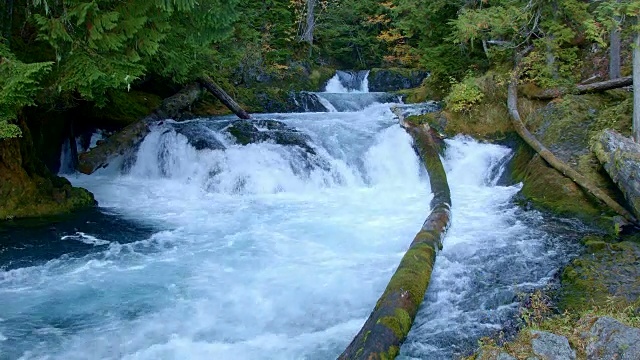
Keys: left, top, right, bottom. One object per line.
{"left": 585, "top": 317, "right": 640, "bottom": 360}
{"left": 593, "top": 129, "right": 640, "bottom": 220}
{"left": 530, "top": 331, "right": 575, "bottom": 360}
{"left": 224, "top": 119, "right": 316, "bottom": 155}
{"left": 170, "top": 122, "right": 226, "bottom": 151}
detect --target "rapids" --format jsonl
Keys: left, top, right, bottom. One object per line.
{"left": 0, "top": 73, "right": 582, "bottom": 359}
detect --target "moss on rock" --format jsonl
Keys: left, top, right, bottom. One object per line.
{"left": 0, "top": 119, "right": 95, "bottom": 220}
{"left": 560, "top": 240, "right": 640, "bottom": 312}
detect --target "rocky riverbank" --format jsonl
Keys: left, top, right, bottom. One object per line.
{"left": 405, "top": 71, "right": 640, "bottom": 360}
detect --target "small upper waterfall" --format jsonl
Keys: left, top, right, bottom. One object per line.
{"left": 324, "top": 70, "right": 370, "bottom": 93}
{"left": 289, "top": 70, "right": 400, "bottom": 113}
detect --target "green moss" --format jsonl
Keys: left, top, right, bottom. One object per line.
{"left": 419, "top": 71, "right": 533, "bottom": 140}
{"left": 517, "top": 154, "right": 604, "bottom": 219}
{"left": 560, "top": 241, "right": 640, "bottom": 312}
{"left": 0, "top": 121, "right": 95, "bottom": 220}
{"left": 377, "top": 308, "right": 412, "bottom": 340}
{"left": 380, "top": 243, "right": 436, "bottom": 309}
{"left": 396, "top": 86, "right": 431, "bottom": 104}
{"left": 379, "top": 346, "right": 400, "bottom": 360}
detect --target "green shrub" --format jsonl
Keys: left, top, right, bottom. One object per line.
{"left": 444, "top": 75, "right": 484, "bottom": 113}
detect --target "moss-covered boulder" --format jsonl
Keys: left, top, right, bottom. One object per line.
{"left": 561, "top": 239, "right": 640, "bottom": 311}
{"left": 513, "top": 93, "right": 633, "bottom": 221}
{"left": 0, "top": 120, "right": 95, "bottom": 220}
{"left": 418, "top": 80, "right": 631, "bottom": 223}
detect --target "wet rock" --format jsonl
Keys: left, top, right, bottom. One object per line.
{"left": 224, "top": 119, "right": 316, "bottom": 155}
{"left": 530, "top": 330, "right": 576, "bottom": 360}
{"left": 368, "top": 68, "right": 429, "bottom": 92}
{"left": 289, "top": 92, "right": 330, "bottom": 112}
{"left": 593, "top": 129, "right": 640, "bottom": 220}
{"left": 170, "top": 122, "right": 226, "bottom": 151}
{"left": 585, "top": 316, "right": 640, "bottom": 360}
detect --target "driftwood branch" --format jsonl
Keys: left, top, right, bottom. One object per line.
{"left": 529, "top": 76, "right": 632, "bottom": 100}
{"left": 339, "top": 113, "right": 452, "bottom": 359}
{"left": 198, "top": 75, "right": 251, "bottom": 120}
{"left": 77, "top": 83, "right": 203, "bottom": 174}
{"left": 508, "top": 66, "right": 638, "bottom": 225}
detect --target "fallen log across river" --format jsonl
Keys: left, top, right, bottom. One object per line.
{"left": 339, "top": 112, "right": 452, "bottom": 359}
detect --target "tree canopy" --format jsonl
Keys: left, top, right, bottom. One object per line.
{"left": 1, "top": 0, "right": 638, "bottom": 139}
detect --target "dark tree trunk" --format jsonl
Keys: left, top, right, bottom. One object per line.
{"left": 198, "top": 75, "right": 251, "bottom": 120}
{"left": 3, "top": 0, "right": 14, "bottom": 43}
{"left": 339, "top": 111, "right": 452, "bottom": 359}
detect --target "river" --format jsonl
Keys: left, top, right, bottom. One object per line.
{"left": 0, "top": 72, "right": 583, "bottom": 359}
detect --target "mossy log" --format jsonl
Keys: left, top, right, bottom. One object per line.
{"left": 529, "top": 76, "right": 632, "bottom": 100}
{"left": 508, "top": 70, "right": 638, "bottom": 225}
{"left": 339, "top": 115, "right": 451, "bottom": 360}
{"left": 77, "top": 83, "right": 203, "bottom": 174}
{"left": 593, "top": 129, "right": 640, "bottom": 221}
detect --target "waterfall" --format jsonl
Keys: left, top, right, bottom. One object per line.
{"left": 324, "top": 70, "right": 370, "bottom": 93}
{"left": 1, "top": 87, "right": 581, "bottom": 360}
{"left": 58, "top": 130, "right": 106, "bottom": 175}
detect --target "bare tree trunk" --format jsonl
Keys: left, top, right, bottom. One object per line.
{"left": 339, "top": 111, "right": 451, "bottom": 360}
{"left": 509, "top": 63, "right": 638, "bottom": 225}
{"left": 634, "top": 25, "right": 640, "bottom": 143}
{"left": 529, "top": 76, "right": 632, "bottom": 100}
{"left": 301, "top": 0, "right": 316, "bottom": 45}
{"left": 609, "top": 18, "right": 622, "bottom": 79}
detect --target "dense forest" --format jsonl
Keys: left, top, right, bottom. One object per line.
{"left": 3, "top": 1, "right": 640, "bottom": 359}
{"left": 2, "top": 0, "right": 638, "bottom": 138}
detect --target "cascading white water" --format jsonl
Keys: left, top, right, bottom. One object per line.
{"left": 323, "top": 70, "right": 370, "bottom": 93}
{"left": 0, "top": 94, "right": 579, "bottom": 359}
{"left": 59, "top": 131, "right": 106, "bottom": 174}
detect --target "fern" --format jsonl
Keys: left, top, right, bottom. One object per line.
{"left": 0, "top": 43, "right": 52, "bottom": 139}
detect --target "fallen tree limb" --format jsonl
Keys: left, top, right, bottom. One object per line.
{"left": 339, "top": 114, "right": 452, "bottom": 360}
{"left": 508, "top": 68, "right": 638, "bottom": 225}
{"left": 529, "top": 76, "right": 632, "bottom": 100}
{"left": 198, "top": 75, "right": 251, "bottom": 120}
{"left": 77, "top": 83, "right": 203, "bottom": 174}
